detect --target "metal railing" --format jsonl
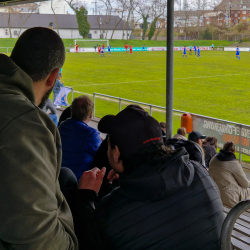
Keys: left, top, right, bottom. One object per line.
{"left": 221, "top": 200, "right": 250, "bottom": 250}
{"left": 0, "top": 47, "right": 13, "bottom": 53}
{"left": 92, "top": 92, "right": 250, "bottom": 162}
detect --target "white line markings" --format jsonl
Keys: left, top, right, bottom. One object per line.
{"left": 71, "top": 72, "right": 250, "bottom": 88}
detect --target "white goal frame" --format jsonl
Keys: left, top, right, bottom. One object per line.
{"left": 74, "top": 40, "right": 109, "bottom": 47}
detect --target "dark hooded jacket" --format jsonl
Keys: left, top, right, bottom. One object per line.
{"left": 175, "top": 140, "right": 203, "bottom": 164}
{"left": 77, "top": 147, "right": 224, "bottom": 250}
{"left": 203, "top": 144, "right": 217, "bottom": 168}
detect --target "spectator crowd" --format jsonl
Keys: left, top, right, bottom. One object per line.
{"left": 1, "top": 27, "right": 250, "bottom": 250}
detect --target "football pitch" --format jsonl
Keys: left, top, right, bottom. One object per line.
{"left": 63, "top": 50, "right": 250, "bottom": 131}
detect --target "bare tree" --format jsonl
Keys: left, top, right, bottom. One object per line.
{"left": 8, "top": 7, "right": 12, "bottom": 38}
{"left": 134, "top": 0, "right": 151, "bottom": 40}
{"left": 18, "top": 3, "right": 41, "bottom": 37}
{"left": 116, "top": 0, "right": 136, "bottom": 40}
{"left": 51, "top": 0, "right": 60, "bottom": 35}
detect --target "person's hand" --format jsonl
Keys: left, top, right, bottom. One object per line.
{"left": 78, "top": 167, "right": 106, "bottom": 193}
{"left": 107, "top": 169, "right": 119, "bottom": 184}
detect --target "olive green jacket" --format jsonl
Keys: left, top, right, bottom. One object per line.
{"left": 0, "top": 54, "right": 78, "bottom": 250}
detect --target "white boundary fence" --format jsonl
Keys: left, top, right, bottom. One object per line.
{"left": 2, "top": 46, "right": 249, "bottom": 53}
{"left": 0, "top": 47, "right": 13, "bottom": 53}
{"left": 93, "top": 92, "right": 250, "bottom": 163}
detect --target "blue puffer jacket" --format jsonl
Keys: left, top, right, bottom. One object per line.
{"left": 59, "top": 118, "right": 102, "bottom": 180}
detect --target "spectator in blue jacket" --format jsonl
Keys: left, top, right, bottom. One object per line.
{"left": 53, "top": 74, "right": 64, "bottom": 103}
{"left": 59, "top": 95, "right": 102, "bottom": 180}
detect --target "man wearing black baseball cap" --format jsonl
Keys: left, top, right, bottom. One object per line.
{"left": 76, "top": 107, "right": 224, "bottom": 250}
{"left": 175, "top": 130, "right": 207, "bottom": 166}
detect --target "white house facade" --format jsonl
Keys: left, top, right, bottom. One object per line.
{"left": 0, "top": 13, "right": 132, "bottom": 39}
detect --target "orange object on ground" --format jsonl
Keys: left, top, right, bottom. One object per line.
{"left": 181, "top": 113, "right": 192, "bottom": 133}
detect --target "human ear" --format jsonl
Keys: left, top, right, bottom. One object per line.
{"left": 114, "top": 146, "right": 121, "bottom": 164}
{"left": 46, "top": 68, "right": 60, "bottom": 87}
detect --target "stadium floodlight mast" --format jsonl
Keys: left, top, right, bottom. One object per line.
{"left": 74, "top": 40, "right": 109, "bottom": 47}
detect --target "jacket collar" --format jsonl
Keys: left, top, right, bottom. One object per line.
{"left": 0, "top": 54, "right": 36, "bottom": 103}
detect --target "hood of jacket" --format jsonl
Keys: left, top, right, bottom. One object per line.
{"left": 216, "top": 149, "right": 237, "bottom": 162}
{"left": 119, "top": 147, "right": 195, "bottom": 202}
{"left": 173, "top": 134, "right": 187, "bottom": 140}
{"left": 0, "top": 54, "right": 35, "bottom": 103}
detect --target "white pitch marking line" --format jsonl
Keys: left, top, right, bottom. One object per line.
{"left": 71, "top": 72, "right": 250, "bottom": 88}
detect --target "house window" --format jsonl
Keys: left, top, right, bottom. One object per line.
{"left": 243, "top": 16, "right": 246, "bottom": 19}
{"left": 14, "top": 30, "right": 18, "bottom": 36}
{"left": 235, "top": 4, "right": 237, "bottom": 7}
{"left": 94, "top": 31, "right": 97, "bottom": 34}
{"left": 235, "top": 19, "right": 238, "bottom": 22}
{"left": 243, "top": 11, "right": 246, "bottom": 14}
{"left": 235, "top": 13, "right": 238, "bottom": 17}
{"left": 206, "top": 21, "right": 210, "bottom": 24}
{"left": 238, "top": 16, "right": 240, "bottom": 19}
{"left": 243, "top": 5, "right": 246, "bottom": 8}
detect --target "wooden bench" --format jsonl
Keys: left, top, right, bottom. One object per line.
{"left": 223, "top": 206, "right": 250, "bottom": 250}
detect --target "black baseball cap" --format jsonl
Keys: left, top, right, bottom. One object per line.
{"left": 188, "top": 131, "right": 206, "bottom": 140}
{"left": 98, "top": 107, "right": 163, "bottom": 159}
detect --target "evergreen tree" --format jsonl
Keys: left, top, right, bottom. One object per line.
{"left": 76, "top": 7, "right": 91, "bottom": 38}
{"left": 148, "top": 17, "right": 157, "bottom": 40}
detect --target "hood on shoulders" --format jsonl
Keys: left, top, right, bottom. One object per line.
{"left": 119, "top": 147, "right": 195, "bottom": 202}
{"left": 175, "top": 139, "right": 196, "bottom": 150}
{"left": 0, "top": 54, "right": 35, "bottom": 103}
{"left": 216, "top": 149, "right": 237, "bottom": 162}
{"left": 173, "top": 134, "right": 187, "bottom": 141}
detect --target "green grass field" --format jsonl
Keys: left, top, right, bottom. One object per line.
{"left": 63, "top": 50, "right": 250, "bottom": 124}
{"left": 61, "top": 49, "right": 250, "bottom": 162}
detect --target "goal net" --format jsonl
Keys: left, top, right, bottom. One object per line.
{"left": 74, "top": 40, "right": 109, "bottom": 48}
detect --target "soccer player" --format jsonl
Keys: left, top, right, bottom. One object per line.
{"left": 194, "top": 45, "right": 197, "bottom": 55}
{"left": 182, "top": 46, "right": 187, "bottom": 58}
{"left": 197, "top": 47, "right": 201, "bottom": 58}
{"left": 142, "top": 44, "right": 145, "bottom": 51}
{"left": 236, "top": 46, "right": 240, "bottom": 60}
{"left": 211, "top": 43, "right": 214, "bottom": 50}
{"left": 101, "top": 45, "right": 105, "bottom": 57}
{"left": 107, "top": 45, "right": 111, "bottom": 55}
{"left": 98, "top": 45, "right": 101, "bottom": 55}
{"left": 129, "top": 44, "right": 133, "bottom": 54}
{"left": 125, "top": 43, "right": 128, "bottom": 53}
{"left": 189, "top": 45, "right": 192, "bottom": 55}
{"left": 75, "top": 43, "right": 79, "bottom": 53}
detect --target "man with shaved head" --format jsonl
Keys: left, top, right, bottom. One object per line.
{"left": 0, "top": 27, "right": 80, "bottom": 250}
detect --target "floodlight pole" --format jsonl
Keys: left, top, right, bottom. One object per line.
{"left": 166, "top": 0, "right": 174, "bottom": 140}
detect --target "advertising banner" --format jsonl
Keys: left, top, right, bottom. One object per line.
{"left": 70, "top": 47, "right": 147, "bottom": 52}
{"left": 69, "top": 46, "right": 211, "bottom": 53}
{"left": 224, "top": 47, "right": 249, "bottom": 52}
{"left": 192, "top": 116, "right": 250, "bottom": 156}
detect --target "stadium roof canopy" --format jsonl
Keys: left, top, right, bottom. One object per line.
{"left": 0, "top": 0, "right": 47, "bottom": 7}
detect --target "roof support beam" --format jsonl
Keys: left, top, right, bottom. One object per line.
{"left": 166, "top": 0, "right": 174, "bottom": 140}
